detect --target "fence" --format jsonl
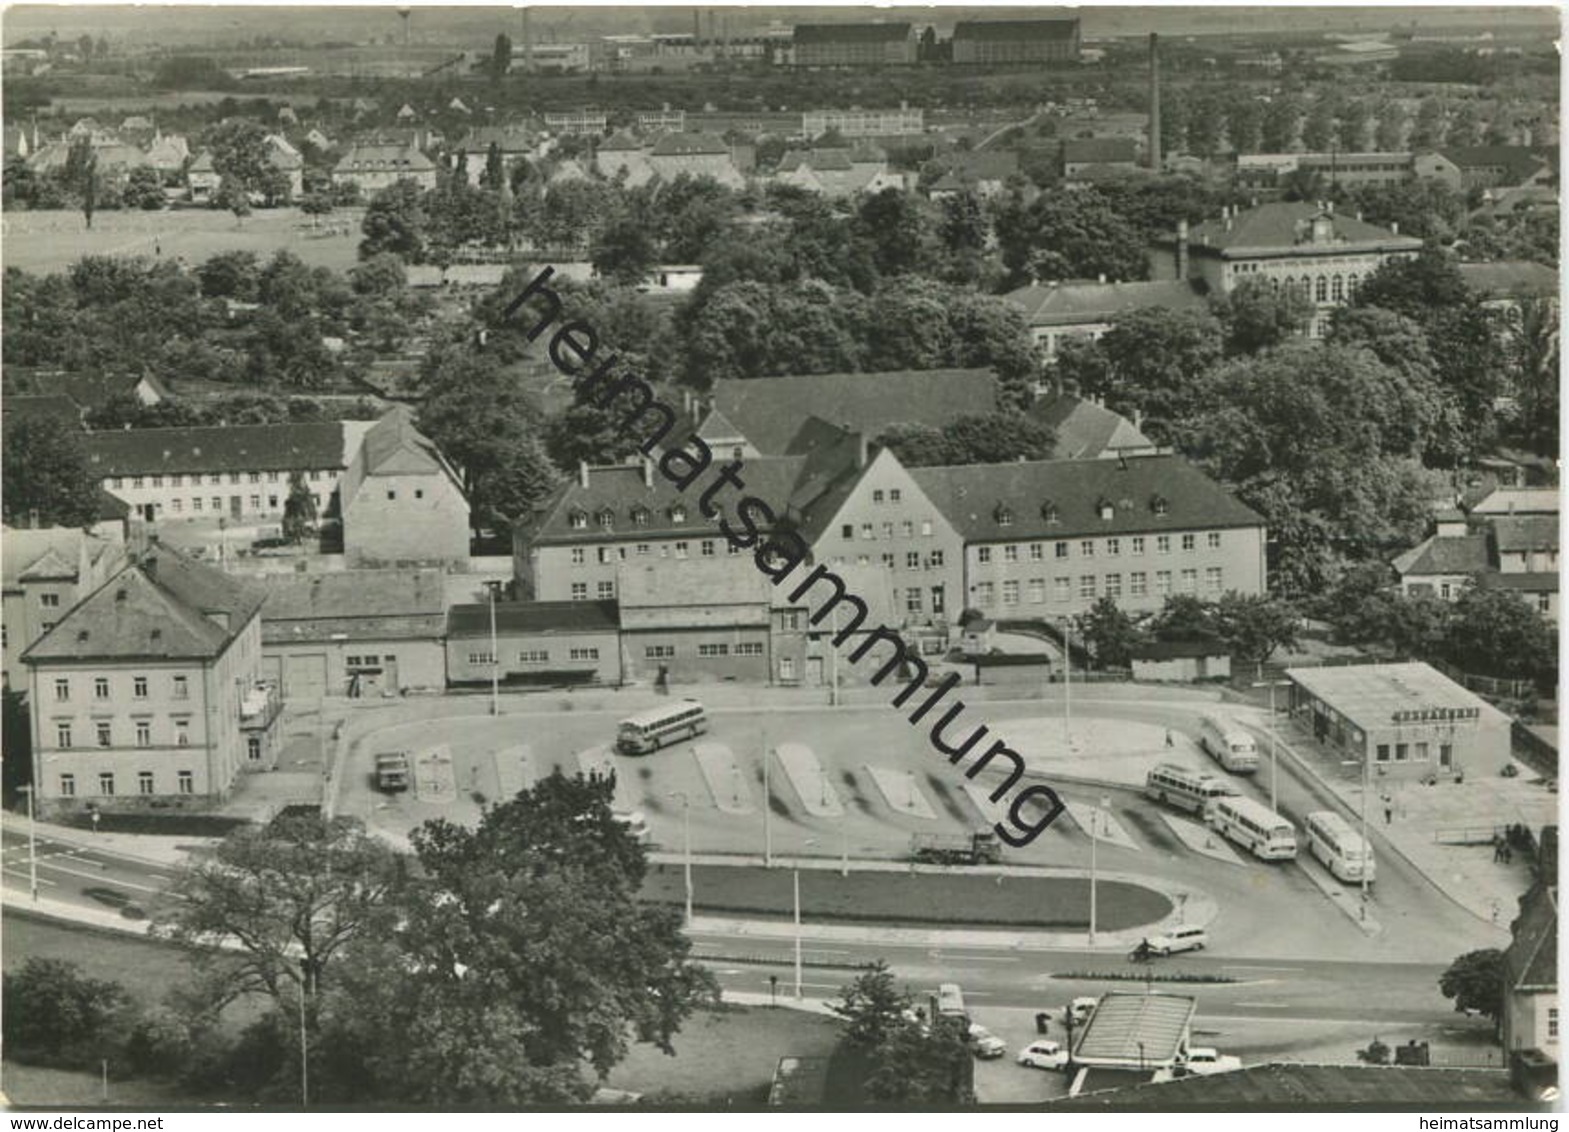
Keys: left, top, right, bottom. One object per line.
{"left": 1429, "top": 658, "right": 1536, "bottom": 701}
{"left": 1510, "top": 719, "right": 1559, "bottom": 778}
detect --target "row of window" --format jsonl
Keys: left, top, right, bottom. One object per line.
{"left": 109, "top": 470, "right": 330, "bottom": 490}
{"left": 58, "top": 770, "right": 195, "bottom": 798}
{"left": 569, "top": 502, "right": 692, "bottom": 531}
{"left": 973, "top": 568, "right": 1224, "bottom": 605}
{"left": 842, "top": 519, "right": 938, "bottom": 541}
{"left": 55, "top": 718, "right": 192, "bottom": 749}
{"left": 1230, "top": 265, "right": 1363, "bottom": 304}
{"left": 976, "top": 532, "right": 1222, "bottom": 564}
{"left": 869, "top": 489, "right": 904, "bottom": 504}
{"left": 152, "top": 494, "right": 327, "bottom": 516}
{"left": 465, "top": 648, "right": 603, "bottom": 665}
{"left": 570, "top": 581, "right": 616, "bottom": 601}
{"left": 892, "top": 586, "right": 948, "bottom": 615}
{"left": 695, "top": 642, "right": 765, "bottom": 658}
{"left": 55, "top": 674, "right": 190, "bottom": 702}
{"left": 1373, "top": 741, "right": 1453, "bottom": 763}
{"left": 569, "top": 539, "right": 745, "bottom": 566}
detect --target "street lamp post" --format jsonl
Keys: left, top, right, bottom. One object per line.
{"left": 793, "top": 839, "right": 817, "bottom": 1000}
{"left": 1062, "top": 619, "right": 1073, "bottom": 752}
{"left": 669, "top": 790, "right": 693, "bottom": 928}
{"left": 1088, "top": 796, "right": 1107, "bottom": 946}
{"left": 18, "top": 785, "right": 38, "bottom": 902}
{"left": 763, "top": 747, "right": 773, "bottom": 867}
{"left": 1251, "top": 679, "right": 1291, "bottom": 813}
{"left": 487, "top": 581, "right": 500, "bottom": 717}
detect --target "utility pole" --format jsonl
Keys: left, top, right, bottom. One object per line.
{"left": 488, "top": 580, "right": 500, "bottom": 717}
{"left": 669, "top": 789, "right": 693, "bottom": 928}
{"left": 1252, "top": 679, "right": 1291, "bottom": 813}
{"left": 18, "top": 785, "right": 38, "bottom": 902}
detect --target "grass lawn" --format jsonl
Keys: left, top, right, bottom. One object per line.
{"left": 3, "top": 208, "right": 365, "bottom": 275}
{"left": 642, "top": 863, "right": 1172, "bottom": 931}
{"left": 3, "top": 911, "right": 194, "bottom": 987}
{"left": 1, "top": 1061, "right": 193, "bottom": 1109}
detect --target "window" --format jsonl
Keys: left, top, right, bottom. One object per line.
{"left": 597, "top": 581, "right": 614, "bottom": 599}
{"left": 99, "top": 772, "right": 115, "bottom": 797}
{"left": 111, "top": 477, "right": 123, "bottom": 489}
{"left": 569, "top": 647, "right": 600, "bottom": 662}
{"left": 249, "top": 472, "right": 261, "bottom": 484}
{"left": 889, "top": 489, "right": 901, "bottom": 502}
{"left": 975, "top": 582, "right": 994, "bottom": 605}
{"left": 138, "top": 771, "right": 155, "bottom": 796}
{"left": 978, "top": 547, "right": 992, "bottom": 564}
{"left": 56, "top": 722, "right": 73, "bottom": 748}
{"left": 136, "top": 721, "right": 152, "bottom": 747}
{"left": 929, "top": 550, "right": 944, "bottom": 568}
{"left": 570, "top": 512, "right": 588, "bottom": 530}
{"left": 597, "top": 510, "right": 614, "bottom": 531}
{"left": 860, "top": 523, "right": 874, "bottom": 540}
{"left": 1156, "top": 570, "right": 1173, "bottom": 595}
{"left": 645, "top": 645, "right": 676, "bottom": 659}
{"left": 59, "top": 773, "right": 76, "bottom": 797}
{"left": 173, "top": 675, "right": 189, "bottom": 700}
{"left": 671, "top": 505, "right": 687, "bottom": 524}
{"left": 54, "top": 677, "right": 70, "bottom": 701}
{"left": 1395, "top": 743, "right": 1409, "bottom": 762}
{"left": 571, "top": 548, "right": 586, "bottom": 565}
{"left": 40, "top": 592, "right": 60, "bottom": 608}
{"left": 872, "top": 490, "right": 884, "bottom": 503}
{"left": 211, "top": 497, "right": 221, "bottom": 511}
{"left": 901, "top": 521, "right": 914, "bottom": 538}
{"left": 1207, "top": 532, "right": 1222, "bottom": 550}
{"left": 906, "top": 588, "right": 924, "bottom": 613}
{"left": 736, "top": 642, "right": 765, "bottom": 657}
{"left": 1130, "top": 572, "right": 1148, "bottom": 597}
{"left": 1002, "top": 580, "right": 1020, "bottom": 605}
{"left": 1106, "top": 538, "right": 1120, "bottom": 557}
{"left": 1152, "top": 497, "right": 1169, "bottom": 517}
{"left": 1205, "top": 566, "right": 1223, "bottom": 593}
{"left": 1080, "top": 540, "right": 1095, "bottom": 557}
{"left": 1538, "top": 594, "right": 1553, "bottom": 615}
{"left": 1315, "top": 275, "right": 1328, "bottom": 302}
{"left": 1131, "top": 536, "right": 1145, "bottom": 555}
{"left": 1002, "top": 544, "right": 1018, "bottom": 563}
{"left": 1030, "top": 543, "right": 1044, "bottom": 561}
{"left": 518, "top": 650, "right": 549, "bottom": 664}
{"left": 1028, "top": 579, "right": 1045, "bottom": 604}
{"left": 841, "top": 524, "right": 854, "bottom": 540}
{"left": 698, "top": 643, "right": 730, "bottom": 657}
{"left": 636, "top": 543, "right": 651, "bottom": 557}
{"left": 133, "top": 675, "right": 148, "bottom": 699}
{"left": 250, "top": 495, "right": 261, "bottom": 510}
{"left": 1549, "top": 1009, "right": 1559, "bottom": 1040}
{"left": 1180, "top": 568, "right": 1198, "bottom": 593}
{"left": 174, "top": 720, "right": 190, "bottom": 747}
{"left": 94, "top": 677, "right": 110, "bottom": 700}
{"left": 931, "top": 585, "right": 946, "bottom": 614}
{"left": 1055, "top": 542, "right": 1069, "bottom": 560}
{"left": 570, "top": 582, "right": 588, "bottom": 601}
{"left": 674, "top": 542, "right": 689, "bottom": 559}
{"left": 997, "top": 507, "right": 1014, "bottom": 527}
{"left": 701, "top": 539, "right": 716, "bottom": 557}
{"left": 1181, "top": 533, "right": 1196, "bottom": 552}
{"left": 857, "top": 555, "right": 870, "bottom": 567}
{"left": 632, "top": 507, "right": 649, "bottom": 527}
{"left": 1105, "top": 573, "right": 1122, "bottom": 598}
{"left": 133, "top": 476, "right": 145, "bottom": 488}
{"left": 1079, "top": 575, "right": 1096, "bottom": 599}
{"left": 152, "top": 475, "right": 163, "bottom": 488}
{"left": 906, "top": 551, "right": 920, "bottom": 569}
{"left": 171, "top": 499, "right": 183, "bottom": 513}
{"left": 1415, "top": 742, "right": 1429, "bottom": 761}
{"left": 1157, "top": 535, "right": 1171, "bottom": 554}
{"left": 192, "top": 497, "right": 203, "bottom": 512}
{"left": 921, "top": 521, "right": 932, "bottom": 537}
{"left": 1053, "top": 577, "right": 1071, "bottom": 602}
{"left": 468, "top": 650, "right": 496, "bottom": 665}
{"left": 882, "top": 522, "right": 895, "bottom": 539}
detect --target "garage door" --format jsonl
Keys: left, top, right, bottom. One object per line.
{"left": 261, "top": 655, "right": 284, "bottom": 686}
{"left": 283, "top": 653, "right": 329, "bottom": 700}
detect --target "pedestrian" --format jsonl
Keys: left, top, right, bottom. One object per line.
{"left": 1381, "top": 792, "right": 1393, "bottom": 825}
{"left": 1494, "top": 838, "right": 1506, "bottom": 863}
{"left": 1165, "top": 729, "right": 1174, "bottom": 748}
{"left": 1504, "top": 845, "right": 1513, "bottom": 865}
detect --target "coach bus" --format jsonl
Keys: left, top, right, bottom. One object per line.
{"left": 1304, "top": 810, "right": 1376, "bottom": 884}
{"left": 1208, "top": 796, "right": 1298, "bottom": 861}
{"left": 1198, "top": 714, "right": 1260, "bottom": 773}
{"left": 1144, "top": 763, "right": 1242, "bottom": 817}
{"left": 615, "top": 699, "right": 708, "bottom": 755}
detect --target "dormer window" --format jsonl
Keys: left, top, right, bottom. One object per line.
{"left": 631, "top": 505, "right": 649, "bottom": 527}
{"left": 596, "top": 508, "right": 615, "bottom": 531}
{"left": 994, "top": 504, "right": 1014, "bottom": 527}
{"left": 1096, "top": 497, "right": 1115, "bottom": 521}
{"left": 670, "top": 504, "right": 687, "bottom": 524}
{"left": 1151, "top": 494, "right": 1169, "bottom": 517}
{"left": 1040, "top": 501, "right": 1059, "bottom": 525}
{"left": 569, "top": 510, "right": 588, "bottom": 530}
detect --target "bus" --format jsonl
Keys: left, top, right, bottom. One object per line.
{"left": 615, "top": 699, "right": 707, "bottom": 755}
{"left": 1208, "top": 796, "right": 1298, "bottom": 861}
{"left": 1198, "top": 714, "right": 1260, "bottom": 774}
{"left": 935, "top": 983, "right": 969, "bottom": 1028}
{"left": 1304, "top": 810, "right": 1376, "bottom": 884}
{"left": 1144, "top": 763, "right": 1242, "bottom": 817}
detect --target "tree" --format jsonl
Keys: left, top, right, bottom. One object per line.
{"left": 281, "top": 471, "right": 318, "bottom": 544}
{"left": 1211, "top": 276, "right": 1315, "bottom": 355}
{"left": 2, "top": 415, "right": 102, "bottom": 529}
{"left": 1442, "top": 587, "right": 1557, "bottom": 683}
{"left": 1149, "top": 594, "right": 1219, "bottom": 643}
{"left": 123, "top": 165, "right": 165, "bottom": 210}
{"left": 348, "top": 253, "right": 407, "bottom": 297}
{"left": 1299, "top": 100, "right": 1334, "bottom": 151}
{"left": 1509, "top": 295, "right": 1560, "bottom": 456}
{"left": 3, "top": 959, "right": 133, "bottom": 1068}
{"left": 874, "top": 422, "right": 956, "bottom": 469}
{"left": 154, "top": 813, "right": 402, "bottom": 1015}
{"left": 1349, "top": 180, "right": 1467, "bottom": 245}
{"left": 1225, "top": 98, "right": 1264, "bottom": 155}
{"left": 491, "top": 32, "right": 512, "bottom": 81}
{"left": 1077, "top": 307, "right": 1223, "bottom": 442}
{"left": 832, "top": 962, "right": 914, "bottom": 1050}
{"left": 591, "top": 217, "right": 658, "bottom": 286}
{"left": 204, "top": 119, "right": 281, "bottom": 216}
{"left": 542, "top": 402, "right": 647, "bottom": 472}
{"left": 995, "top": 188, "right": 1147, "bottom": 286}
{"left": 863, "top": 1019, "right": 973, "bottom": 1106}
{"left": 1438, "top": 949, "right": 1506, "bottom": 1029}
{"left": 317, "top": 773, "right": 718, "bottom": 1106}
{"left": 1411, "top": 97, "right": 1448, "bottom": 149}
{"left": 359, "top": 180, "right": 427, "bottom": 262}
{"left": 1214, "top": 592, "right": 1300, "bottom": 671}
{"left": 197, "top": 249, "right": 260, "bottom": 300}
{"left": 1078, "top": 596, "right": 1142, "bottom": 668}
{"left": 853, "top": 188, "right": 934, "bottom": 279}
{"left": 940, "top": 412, "right": 1055, "bottom": 465}
{"left": 215, "top": 175, "right": 252, "bottom": 226}
{"left": 66, "top": 137, "right": 98, "bottom": 229}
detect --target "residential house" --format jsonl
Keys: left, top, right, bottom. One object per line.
{"left": 909, "top": 454, "right": 1268, "bottom": 619}
{"left": 186, "top": 150, "right": 221, "bottom": 202}
{"left": 1151, "top": 201, "right": 1424, "bottom": 336}
{"left": 951, "top": 18, "right": 1080, "bottom": 64}
{"left": 1470, "top": 487, "right": 1559, "bottom": 519}
{"left": 446, "top": 599, "right": 621, "bottom": 687}
{"left": 1414, "top": 146, "right": 1555, "bottom": 193}
{"left": 332, "top": 142, "right": 438, "bottom": 192}
{"left": 143, "top": 133, "right": 191, "bottom": 179}
{"left": 1396, "top": 504, "right": 1561, "bottom": 622}
{"left": 22, "top": 545, "right": 280, "bottom": 815}
{"left": 772, "top": 147, "right": 900, "bottom": 198}
{"left": 1457, "top": 261, "right": 1558, "bottom": 324}
{"left": 187, "top": 136, "right": 301, "bottom": 203}
{"left": 1501, "top": 881, "right": 1558, "bottom": 1070}
{"left": 646, "top": 132, "right": 744, "bottom": 188}
{"left": 1027, "top": 393, "right": 1157, "bottom": 460}
{"left": 263, "top": 132, "right": 305, "bottom": 198}
{"left": 1393, "top": 510, "right": 1492, "bottom": 602}
{"left": 83, "top": 423, "right": 352, "bottom": 524}
{"left": 339, "top": 406, "right": 469, "bottom": 569}
{"left": 594, "top": 130, "right": 655, "bottom": 186}
{"left": 2, "top": 528, "right": 126, "bottom": 691}
{"left": 1483, "top": 514, "right": 1559, "bottom": 622}
{"left": 1003, "top": 279, "right": 1208, "bottom": 359}
{"left": 258, "top": 568, "right": 448, "bottom": 698}
{"left": 459, "top": 125, "right": 545, "bottom": 184}
{"left": 791, "top": 23, "right": 917, "bottom": 67}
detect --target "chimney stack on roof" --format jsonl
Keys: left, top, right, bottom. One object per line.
{"left": 642, "top": 456, "right": 654, "bottom": 488}
{"left": 578, "top": 462, "right": 590, "bottom": 489}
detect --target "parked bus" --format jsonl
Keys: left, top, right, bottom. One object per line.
{"left": 1208, "top": 796, "right": 1298, "bottom": 860}
{"left": 1304, "top": 810, "right": 1376, "bottom": 884}
{"left": 615, "top": 699, "right": 707, "bottom": 755}
{"left": 1198, "top": 714, "right": 1260, "bottom": 773}
{"left": 935, "top": 983, "right": 970, "bottom": 1028}
{"left": 1144, "top": 763, "right": 1242, "bottom": 817}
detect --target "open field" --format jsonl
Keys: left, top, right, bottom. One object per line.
{"left": 2, "top": 207, "right": 365, "bottom": 275}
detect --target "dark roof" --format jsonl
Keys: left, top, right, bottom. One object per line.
{"left": 1458, "top": 261, "right": 1559, "bottom": 300}
{"left": 82, "top": 423, "right": 347, "bottom": 477}
{"left": 23, "top": 546, "right": 263, "bottom": 663}
{"left": 910, "top": 455, "right": 1264, "bottom": 542}
{"left": 447, "top": 599, "right": 620, "bottom": 637}
{"left": 460, "top": 125, "right": 538, "bottom": 152}
{"left": 1491, "top": 515, "right": 1558, "bottom": 554}
{"left": 1005, "top": 280, "right": 1206, "bottom": 324}
{"left": 1063, "top": 137, "right": 1139, "bottom": 165}
{"left": 1052, "top": 1063, "right": 1521, "bottom": 1109}
{"left": 793, "top": 22, "right": 912, "bottom": 44}
{"left": 1028, "top": 394, "right": 1155, "bottom": 460}
{"left": 598, "top": 129, "right": 641, "bottom": 153}
{"left": 355, "top": 406, "right": 462, "bottom": 487}
{"left": 953, "top": 18, "right": 1079, "bottom": 40}
{"left": 1506, "top": 883, "right": 1557, "bottom": 993}
{"left": 3, "top": 369, "right": 170, "bottom": 410}
{"left": 1439, "top": 145, "right": 1551, "bottom": 182}
{"left": 1477, "top": 572, "right": 1559, "bottom": 593}
{"left": 1132, "top": 638, "right": 1230, "bottom": 660}
{"left": 259, "top": 568, "right": 446, "bottom": 644}
{"left": 650, "top": 132, "right": 729, "bottom": 157}
{"left": 708, "top": 369, "right": 1000, "bottom": 457}
{"left": 1171, "top": 202, "right": 1423, "bottom": 256}
{"left": 1392, "top": 534, "right": 1493, "bottom": 577}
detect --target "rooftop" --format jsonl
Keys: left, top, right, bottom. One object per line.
{"left": 258, "top": 568, "right": 446, "bottom": 644}
{"left": 953, "top": 18, "right": 1079, "bottom": 40}
{"left": 1391, "top": 533, "right": 1492, "bottom": 577}
{"left": 1491, "top": 515, "right": 1558, "bottom": 554}
{"left": 82, "top": 423, "right": 347, "bottom": 477}
{"left": 1053, "top": 1063, "right": 1521, "bottom": 1109}
{"left": 1028, "top": 393, "right": 1156, "bottom": 460}
{"left": 649, "top": 132, "right": 729, "bottom": 157}
{"left": 1172, "top": 202, "right": 1423, "bottom": 256}
{"left": 448, "top": 599, "right": 620, "bottom": 637}
{"left": 793, "top": 22, "right": 913, "bottom": 44}
{"left": 1470, "top": 487, "right": 1560, "bottom": 517}
{"left": 1284, "top": 662, "right": 1492, "bottom": 730}
{"left": 1505, "top": 882, "right": 1557, "bottom": 993}
{"left": 2, "top": 527, "right": 118, "bottom": 588}
{"left": 1457, "top": 260, "right": 1559, "bottom": 301}
{"left": 1072, "top": 992, "right": 1196, "bottom": 1066}
{"left": 1005, "top": 280, "right": 1206, "bottom": 325}
{"left": 1063, "top": 137, "right": 1139, "bottom": 165}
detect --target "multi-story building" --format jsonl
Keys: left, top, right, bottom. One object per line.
{"left": 332, "top": 142, "right": 438, "bottom": 192}
{"left": 522, "top": 42, "right": 591, "bottom": 72}
{"left": 339, "top": 407, "right": 469, "bottom": 569}
{"left": 802, "top": 105, "right": 924, "bottom": 138}
{"left": 1394, "top": 509, "right": 1559, "bottom": 622}
{"left": 2, "top": 528, "right": 125, "bottom": 691}
{"left": 83, "top": 423, "right": 355, "bottom": 524}
{"left": 543, "top": 110, "right": 609, "bottom": 136}
{"left": 646, "top": 132, "right": 744, "bottom": 188}
{"left": 259, "top": 568, "right": 448, "bottom": 698}
{"left": 791, "top": 23, "right": 917, "bottom": 67}
{"left": 951, "top": 18, "right": 1080, "bottom": 64}
{"left": 1003, "top": 279, "right": 1208, "bottom": 359}
{"left": 909, "top": 454, "right": 1267, "bottom": 619}
{"left": 595, "top": 130, "right": 655, "bottom": 186}
{"left": 617, "top": 558, "right": 776, "bottom": 685}
{"left": 1236, "top": 151, "right": 1415, "bottom": 190}
{"left": 1501, "top": 881, "right": 1558, "bottom": 1067}
{"left": 458, "top": 125, "right": 545, "bottom": 184}
{"left": 1151, "top": 201, "right": 1424, "bottom": 336}
{"left": 1414, "top": 146, "right": 1555, "bottom": 194}
{"left": 22, "top": 544, "right": 280, "bottom": 815}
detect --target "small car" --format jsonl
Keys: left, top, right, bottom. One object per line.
{"left": 967, "top": 1023, "right": 1007, "bottom": 1059}
{"left": 1016, "top": 1039, "right": 1068, "bottom": 1070}
{"left": 1182, "top": 1047, "right": 1243, "bottom": 1076}
{"left": 1065, "top": 997, "right": 1098, "bottom": 1025}
{"left": 1146, "top": 926, "right": 1208, "bottom": 955}
{"left": 612, "top": 810, "right": 651, "bottom": 843}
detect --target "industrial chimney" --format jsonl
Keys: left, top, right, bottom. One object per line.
{"left": 1148, "top": 33, "right": 1162, "bottom": 171}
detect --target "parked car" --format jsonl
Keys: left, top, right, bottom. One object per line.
{"left": 1146, "top": 926, "right": 1208, "bottom": 955}
{"left": 1180, "top": 1048, "right": 1243, "bottom": 1076}
{"left": 612, "top": 811, "right": 651, "bottom": 844}
{"left": 968, "top": 1023, "right": 1007, "bottom": 1059}
{"left": 1016, "top": 1039, "right": 1069, "bottom": 1070}
{"left": 1065, "top": 997, "right": 1098, "bottom": 1026}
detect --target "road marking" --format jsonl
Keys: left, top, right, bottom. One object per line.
{"left": 38, "top": 863, "right": 165, "bottom": 894}
{"left": 1224, "top": 965, "right": 1303, "bottom": 973}
{"left": 1232, "top": 1001, "right": 1290, "bottom": 1008}
{"left": 938, "top": 954, "right": 1021, "bottom": 964}
{"left": 3, "top": 868, "right": 58, "bottom": 887}
{"left": 803, "top": 948, "right": 853, "bottom": 957}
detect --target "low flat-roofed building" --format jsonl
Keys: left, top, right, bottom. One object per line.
{"left": 1051, "top": 1063, "right": 1522, "bottom": 1108}
{"left": 1285, "top": 662, "right": 1498, "bottom": 782}
{"left": 446, "top": 599, "right": 621, "bottom": 687}
{"left": 1071, "top": 992, "right": 1197, "bottom": 1070}
{"left": 1130, "top": 638, "right": 1231, "bottom": 683}
{"left": 617, "top": 558, "right": 775, "bottom": 685}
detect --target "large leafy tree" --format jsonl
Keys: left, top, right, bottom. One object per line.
{"left": 2, "top": 415, "right": 102, "bottom": 529}
{"left": 359, "top": 180, "right": 428, "bottom": 262}
{"left": 1078, "top": 596, "right": 1143, "bottom": 668}
{"left": 204, "top": 118, "right": 288, "bottom": 214}
{"left": 831, "top": 963, "right": 972, "bottom": 1106}
{"left": 1439, "top": 949, "right": 1507, "bottom": 1030}
{"left": 1214, "top": 592, "right": 1300, "bottom": 671}
{"left": 3, "top": 959, "right": 133, "bottom": 1067}
{"left": 1211, "top": 276, "right": 1315, "bottom": 355}
{"left": 281, "top": 471, "right": 318, "bottom": 543}
{"left": 318, "top": 773, "right": 718, "bottom": 1107}
{"left": 1442, "top": 587, "right": 1556, "bottom": 683}
{"left": 1060, "top": 307, "right": 1223, "bottom": 442}
{"left": 994, "top": 187, "right": 1147, "bottom": 286}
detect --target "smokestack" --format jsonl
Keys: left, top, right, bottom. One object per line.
{"left": 1176, "top": 219, "right": 1190, "bottom": 279}
{"left": 1148, "top": 33, "right": 1162, "bottom": 171}
{"left": 578, "top": 461, "right": 590, "bottom": 489}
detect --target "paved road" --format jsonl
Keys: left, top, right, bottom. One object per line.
{"left": 1, "top": 827, "right": 181, "bottom": 922}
